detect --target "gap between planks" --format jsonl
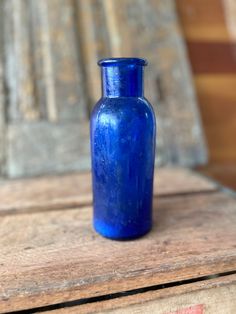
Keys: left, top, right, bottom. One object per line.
{"left": 4, "top": 272, "right": 236, "bottom": 314}
{"left": 0, "top": 191, "right": 236, "bottom": 313}
{"left": 41, "top": 273, "right": 236, "bottom": 314}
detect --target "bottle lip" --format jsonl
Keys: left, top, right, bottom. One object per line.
{"left": 98, "top": 57, "right": 148, "bottom": 67}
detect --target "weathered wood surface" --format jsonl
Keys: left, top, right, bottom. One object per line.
{"left": 0, "top": 1, "right": 6, "bottom": 176}
{"left": 7, "top": 121, "right": 90, "bottom": 178}
{"left": 0, "top": 0, "right": 206, "bottom": 178}
{"left": 3, "top": 0, "right": 37, "bottom": 121}
{"left": 29, "top": 0, "right": 87, "bottom": 122}
{"left": 0, "top": 167, "right": 216, "bottom": 215}
{"left": 42, "top": 274, "right": 236, "bottom": 314}
{"left": 3, "top": 0, "right": 87, "bottom": 122}
{"left": 3, "top": 0, "right": 88, "bottom": 178}
{"left": 0, "top": 180, "right": 235, "bottom": 312}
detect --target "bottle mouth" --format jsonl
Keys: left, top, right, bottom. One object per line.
{"left": 98, "top": 58, "right": 148, "bottom": 67}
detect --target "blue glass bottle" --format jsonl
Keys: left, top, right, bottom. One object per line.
{"left": 90, "top": 58, "right": 156, "bottom": 240}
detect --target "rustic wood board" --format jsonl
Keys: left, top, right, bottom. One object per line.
{"left": 0, "top": 189, "right": 235, "bottom": 312}
{"left": 41, "top": 274, "right": 236, "bottom": 314}
{"left": 3, "top": 0, "right": 37, "bottom": 121}
{"left": 29, "top": 0, "right": 87, "bottom": 122}
{"left": 0, "top": 0, "right": 6, "bottom": 176}
{"left": 7, "top": 121, "right": 90, "bottom": 178}
{"left": 3, "top": 0, "right": 87, "bottom": 122}
{"left": 0, "top": 168, "right": 216, "bottom": 215}
{"left": 3, "top": 0, "right": 88, "bottom": 178}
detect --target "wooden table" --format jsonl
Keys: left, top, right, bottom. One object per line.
{"left": 0, "top": 168, "right": 235, "bottom": 313}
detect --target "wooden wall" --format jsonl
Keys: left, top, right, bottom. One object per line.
{"left": 0, "top": 0, "right": 206, "bottom": 178}
{"left": 176, "top": 0, "right": 236, "bottom": 165}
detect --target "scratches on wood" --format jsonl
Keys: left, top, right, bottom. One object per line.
{"left": 0, "top": 189, "right": 235, "bottom": 312}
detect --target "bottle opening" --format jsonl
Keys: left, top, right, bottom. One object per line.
{"left": 98, "top": 58, "right": 148, "bottom": 67}
{"left": 98, "top": 58, "right": 147, "bottom": 97}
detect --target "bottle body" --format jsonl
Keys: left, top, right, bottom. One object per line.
{"left": 90, "top": 58, "right": 156, "bottom": 240}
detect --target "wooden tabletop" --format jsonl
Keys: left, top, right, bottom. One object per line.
{"left": 0, "top": 167, "right": 235, "bottom": 313}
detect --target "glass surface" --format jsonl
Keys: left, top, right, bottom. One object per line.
{"left": 90, "top": 58, "right": 156, "bottom": 239}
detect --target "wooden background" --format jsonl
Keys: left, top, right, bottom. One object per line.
{"left": 0, "top": 0, "right": 206, "bottom": 178}
{"left": 176, "top": 0, "right": 236, "bottom": 189}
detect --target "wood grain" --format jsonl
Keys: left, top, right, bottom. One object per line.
{"left": 7, "top": 121, "right": 90, "bottom": 178}
{"left": 0, "top": 0, "right": 6, "bottom": 176}
{"left": 0, "top": 190, "right": 235, "bottom": 312}
{"left": 3, "top": 0, "right": 89, "bottom": 178}
{"left": 0, "top": 0, "right": 207, "bottom": 177}
{"left": 176, "top": 0, "right": 230, "bottom": 41}
{"left": 30, "top": 0, "right": 87, "bottom": 122}
{"left": 3, "top": 0, "right": 38, "bottom": 121}
{"left": 0, "top": 168, "right": 216, "bottom": 215}
{"left": 194, "top": 75, "right": 236, "bottom": 163}
{"left": 41, "top": 274, "right": 236, "bottom": 314}
{"left": 177, "top": 0, "right": 236, "bottom": 166}
{"left": 187, "top": 42, "right": 236, "bottom": 73}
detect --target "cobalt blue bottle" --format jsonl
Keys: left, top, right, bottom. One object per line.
{"left": 90, "top": 58, "right": 156, "bottom": 240}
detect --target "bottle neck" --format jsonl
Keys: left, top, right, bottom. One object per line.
{"left": 101, "top": 65, "right": 144, "bottom": 97}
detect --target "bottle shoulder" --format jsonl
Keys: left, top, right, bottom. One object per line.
{"left": 92, "top": 97, "right": 155, "bottom": 116}
{"left": 91, "top": 97, "right": 156, "bottom": 131}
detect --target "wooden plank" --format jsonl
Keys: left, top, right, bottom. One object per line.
{"left": 29, "top": 0, "right": 87, "bottom": 122}
{"left": 41, "top": 274, "right": 236, "bottom": 314}
{"left": 194, "top": 75, "right": 236, "bottom": 163}
{"left": 3, "top": 0, "right": 87, "bottom": 123}
{"left": 0, "top": 0, "right": 6, "bottom": 175}
{"left": 3, "top": 0, "right": 39, "bottom": 121}
{"left": 176, "top": 0, "right": 230, "bottom": 41}
{"left": 3, "top": 0, "right": 89, "bottom": 178}
{"left": 187, "top": 42, "right": 236, "bottom": 74}
{"left": 0, "top": 191, "right": 235, "bottom": 312}
{"left": 0, "top": 168, "right": 217, "bottom": 215}
{"left": 7, "top": 121, "right": 90, "bottom": 178}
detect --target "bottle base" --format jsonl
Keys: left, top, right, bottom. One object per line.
{"left": 93, "top": 220, "right": 152, "bottom": 241}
